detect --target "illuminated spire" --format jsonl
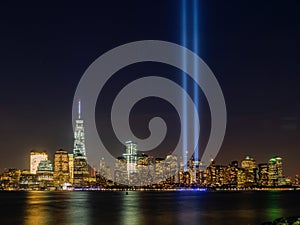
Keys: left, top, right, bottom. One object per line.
{"left": 78, "top": 99, "right": 81, "bottom": 119}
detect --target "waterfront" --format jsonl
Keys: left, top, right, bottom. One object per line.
{"left": 0, "top": 191, "right": 300, "bottom": 225}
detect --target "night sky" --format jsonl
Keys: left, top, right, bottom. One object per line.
{"left": 0, "top": 1, "right": 299, "bottom": 176}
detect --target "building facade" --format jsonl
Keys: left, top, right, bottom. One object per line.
{"left": 123, "top": 141, "right": 138, "bottom": 174}
{"left": 36, "top": 160, "right": 54, "bottom": 189}
{"left": 54, "top": 149, "right": 70, "bottom": 187}
{"left": 30, "top": 150, "right": 48, "bottom": 174}
{"left": 241, "top": 156, "right": 257, "bottom": 185}
{"left": 268, "top": 156, "right": 283, "bottom": 186}
{"left": 68, "top": 153, "right": 74, "bottom": 184}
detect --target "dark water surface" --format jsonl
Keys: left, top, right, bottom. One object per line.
{"left": 0, "top": 190, "right": 299, "bottom": 225}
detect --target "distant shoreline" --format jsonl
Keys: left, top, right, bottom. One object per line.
{"left": 2, "top": 187, "right": 300, "bottom": 192}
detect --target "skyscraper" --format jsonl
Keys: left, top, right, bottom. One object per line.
{"left": 268, "top": 156, "right": 283, "bottom": 186}
{"left": 30, "top": 150, "right": 48, "bottom": 174}
{"left": 241, "top": 156, "right": 257, "bottom": 184}
{"left": 54, "top": 149, "right": 70, "bottom": 187}
{"left": 123, "top": 141, "right": 138, "bottom": 174}
{"left": 37, "top": 160, "right": 54, "bottom": 189}
{"left": 73, "top": 100, "right": 89, "bottom": 186}
{"left": 258, "top": 163, "right": 269, "bottom": 186}
{"left": 226, "top": 161, "right": 238, "bottom": 186}
{"left": 68, "top": 153, "right": 74, "bottom": 184}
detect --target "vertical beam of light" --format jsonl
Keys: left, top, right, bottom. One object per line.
{"left": 181, "top": 0, "right": 188, "bottom": 171}
{"left": 193, "top": 0, "right": 199, "bottom": 181}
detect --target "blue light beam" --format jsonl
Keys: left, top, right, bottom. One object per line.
{"left": 193, "top": 0, "right": 200, "bottom": 181}
{"left": 181, "top": 0, "right": 188, "bottom": 172}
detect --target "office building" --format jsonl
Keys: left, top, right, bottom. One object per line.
{"left": 258, "top": 163, "right": 268, "bottom": 186}
{"left": 123, "top": 141, "right": 138, "bottom": 174}
{"left": 268, "top": 156, "right": 283, "bottom": 186}
{"left": 241, "top": 156, "right": 257, "bottom": 184}
{"left": 36, "top": 160, "right": 54, "bottom": 189}
{"left": 68, "top": 153, "right": 74, "bottom": 184}
{"left": 30, "top": 150, "right": 48, "bottom": 174}
{"left": 54, "top": 149, "right": 70, "bottom": 187}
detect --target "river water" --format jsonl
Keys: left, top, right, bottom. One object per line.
{"left": 0, "top": 190, "right": 299, "bottom": 225}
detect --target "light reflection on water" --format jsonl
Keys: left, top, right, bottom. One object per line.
{"left": 266, "top": 191, "right": 283, "bottom": 222}
{"left": 24, "top": 192, "right": 52, "bottom": 225}
{"left": 120, "top": 192, "right": 141, "bottom": 225}
{"left": 0, "top": 191, "right": 300, "bottom": 225}
{"left": 68, "top": 192, "right": 90, "bottom": 225}
{"left": 23, "top": 191, "right": 90, "bottom": 225}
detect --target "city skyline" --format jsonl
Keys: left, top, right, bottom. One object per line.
{"left": 0, "top": 1, "right": 299, "bottom": 178}
{"left": 1, "top": 98, "right": 298, "bottom": 177}
{"left": 0, "top": 102, "right": 298, "bottom": 177}
{"left": 1, "top": 147, "right": 298, "bottom": 190}
{"left": 1, "top": 145, "right": 296, "bottom": 182}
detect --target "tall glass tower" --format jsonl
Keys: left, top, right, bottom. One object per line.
{"left": 73, "top": 100, "right": 86, "bottom": 158}
{"left": 123, "top": 141, "right": 138, "bottom": 174}
{"left": 73, "top": 100, "right": 89, "bottom": 186}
